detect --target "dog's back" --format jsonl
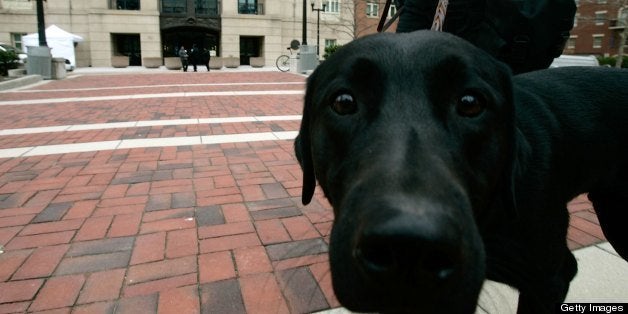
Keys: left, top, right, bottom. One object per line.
{"left": 512, "top": 66, "right": 628, "bottom": 260}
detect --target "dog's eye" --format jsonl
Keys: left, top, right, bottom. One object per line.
{"left": 456, "top": 94, "right": 485, "bottom": 117}
{"left": 331, "top": 93, "right": 357, "bottom": 115}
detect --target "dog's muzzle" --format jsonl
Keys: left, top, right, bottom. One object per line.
{"left": 329, "top": 193, "right": 485, "bottom": 313}
{"left": 354, "top": 209, "right": 461, "bottom": 285}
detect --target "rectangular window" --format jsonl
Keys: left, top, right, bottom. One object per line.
{"left": 620, "top": 8, "right": 628, "bottom": 23}
{"left": 111, "top": 0, "right": 140, "bottom": 10}
{"left": 161, "top": 0, "right": 186, "bottom": 13}
{"left": 366, "top": 2, "right": 378, "bottom": 17}
{"left": 593, "top": 34, "right": 604, "bottom": 48}
{"left": 325, "top": 0, "right": 339, "bottom": 13}
{"left": 238, "top": 0, "right": 262, "bottom": 14}
{"left": 595, "top": 11, "right": 607, "bottom": 25}
{"left": 388, "top": 4, "right": 397, "bottom": 18}
{"left": 195, "top": 0, "right": 218, "bottom": 14}
{"left": 325, "top": 39, "right": 337, "bottom": 47}
{"left": 2, "top": 0, "right": 32, "bottom": 10}
{"left": 567, "top": 36, "right": 577, "bottom": 49}
{"left": 11, "top": 33, "right": 27, "bottom": 51}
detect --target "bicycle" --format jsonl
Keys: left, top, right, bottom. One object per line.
{"left": 275, "top": 47, "right": 294, "bottom": 72}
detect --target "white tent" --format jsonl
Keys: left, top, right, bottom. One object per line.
{"left": 22, "top": 25, "right": 84, "bottom": 68}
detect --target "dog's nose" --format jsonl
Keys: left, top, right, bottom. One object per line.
{"left": 354, "top": 214, "right": 461, "bottom": 284}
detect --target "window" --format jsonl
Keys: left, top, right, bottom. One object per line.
{"left": 162, "top": 0, "right": 186, "bottom": 13}
{"left": 11, "top": 33, "right": 27, "bottom": 51}
{"left": 620, "top": 8, "right": 628, "bottom": 23}
{"left": 325, "top": 0, "right": 339, "bottom": 13}
{"left": 196, "top": 0, "right": 218, "bottom": 14}
{"left": 573, "top": 13, "right": 579, "bottom": 27}
{"left": 325, "top": 39, "right": 337, "bottom": 47}
{"left": 366, "top": 2, "right": 378, "bottom": 17}
{"left": 592, "top": 34, "right": 604, "bottom": 48}
{"left": 597, "top": 0, "right": 607, "bottom": 4}
{"left": 595, "top": 11, "right": 607, "bottom": 25}
{"left": 111, "top": 0, "right": 140, "bottom": 10}
{"left": 238, "top": 0, "right": 262, "bottom": 14}
{"left": 567, "top": 36, "right": 577, "bottom": 49}
{"left": 388, "top": 4, "right": 397, "bottom": 18}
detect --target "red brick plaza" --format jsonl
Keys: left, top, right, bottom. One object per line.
{"left": 0, "top": 70, "right": 610, "bottom": 313}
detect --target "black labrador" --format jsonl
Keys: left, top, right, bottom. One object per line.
{"left": 295, "top": 30, "right": 628, "bottom": 313}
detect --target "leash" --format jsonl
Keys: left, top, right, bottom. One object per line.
{"left": 378, "top": 0, "right": 449, "bottom": 33}
{"left": 430, "top": 0, "right": 449, "bottom": 31}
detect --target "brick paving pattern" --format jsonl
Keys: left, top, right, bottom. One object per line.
{"left": 0, "top": 71, "right": 606, "bottom": 313}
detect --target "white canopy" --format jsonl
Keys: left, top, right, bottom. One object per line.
{"left": 22, "top": 25, "right": 84, "bottom": 67}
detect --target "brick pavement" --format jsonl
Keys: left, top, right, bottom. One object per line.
{"left": 0, "top": 70, "right": 608, "bottom": 313}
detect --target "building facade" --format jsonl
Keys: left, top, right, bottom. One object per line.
{"left": 0, "top": 0, "right": 355, "bottom": 67}
{"left": 358, "top": 0, "right": 627, "bottom": 59}
{"left": 554, "top": 0, "right": 626, "bottom": 57}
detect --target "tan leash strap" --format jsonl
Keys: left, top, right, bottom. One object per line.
{"left": 430, "top": 0, "right": 449, "bottom": 31}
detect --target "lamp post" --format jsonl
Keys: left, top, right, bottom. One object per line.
{"left": 35, "top": 0, "right": 48, "bottom": 47}
{"left": 27, "top": 0, "right": 52, "bottom": 79}
{"left": 302, "top": 0, "right": 308, "bottom": 45}
{"left": 311, "top": 1, "right": 326, "bottom": 57}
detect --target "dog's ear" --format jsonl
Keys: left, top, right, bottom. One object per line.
{"left": 295, "top": 79, "right": 317, "bottom": 205}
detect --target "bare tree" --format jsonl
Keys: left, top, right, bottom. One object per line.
{"left": 325, "top": 0, "right": 358, "bottom": 39}
{"left": 322, "top": 0, "right": 388, "bottom": 40}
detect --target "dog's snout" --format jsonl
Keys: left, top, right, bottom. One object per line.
{"left": 354, "top": 214, "right": 461, "bottom": 284}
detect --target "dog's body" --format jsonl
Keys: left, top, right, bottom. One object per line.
{"left": 295, "top": 31, "right": 628, "bottom": 313}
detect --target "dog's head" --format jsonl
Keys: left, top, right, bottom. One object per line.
{"left": 295, "top": 31, "right": 515, "bottom": 313}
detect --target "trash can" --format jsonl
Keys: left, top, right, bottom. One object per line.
{"left": 297, "top": 45, "right": 319, "bottom": 73}
{"left": 26, "top": 46, "right": 52, "bottom": 79}
{"left": 51, "top": 58, "right": 67, "bottom": 79}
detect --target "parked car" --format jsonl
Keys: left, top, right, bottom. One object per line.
{"left": 550, "top": 55, "right": 599, "bottom": 68}
{"left": 64, "top": 59, "right": 75, "bottom": 71}
{"left": 0, "top": 43, "right": 27, "bottom": 63}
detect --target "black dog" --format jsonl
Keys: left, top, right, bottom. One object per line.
{"left": 295, "top": 31, "right": 628, "bottom": 313}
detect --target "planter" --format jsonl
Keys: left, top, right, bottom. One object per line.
{"left": 164, "top": 57, "right": 182, "bottom": 70}
{"left": 224, "top": 56, "right": 239, "bottom": 68}
{"left": 111, "top": 56, "right": 129, "bottom": 68}
{"left": 209, "top": 57, "right": 223, "bottom": 70}
{"left": 143, "top": 57, "right": 162, "bottom": 68}
{"left": 249, "top": 57, "right": 265, "bottom": 68}
{"left": 8, "top": 69, "right": 26, "bottom": 78}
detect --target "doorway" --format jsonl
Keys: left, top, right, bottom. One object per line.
{"left": 240, "top": 36, "right": 263, "bottom": 65}
{"left": 112, "top": 33, "right": 141, "bottom": 66}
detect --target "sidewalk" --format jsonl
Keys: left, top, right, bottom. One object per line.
{"left": 0, "top": 65, "right": 289, "bottom": 92}
{"left": 72, "top": 65, "right": 281, "bottom": 75}
{"left": 0, "top": 69, "right": 625, "bottom": 313}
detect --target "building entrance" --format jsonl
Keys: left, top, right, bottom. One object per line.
{"left": 112, "top": 33, "right": 141, "bottom": 65}
{"left": 162, "top": 28, "right": 218, "bottom": 58}
{"left": 240, "top": 36, "right": 263, "bottom": 66}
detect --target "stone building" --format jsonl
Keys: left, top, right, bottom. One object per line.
{"left": 0, "top": 0, "right": 355, "bottom": 67}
